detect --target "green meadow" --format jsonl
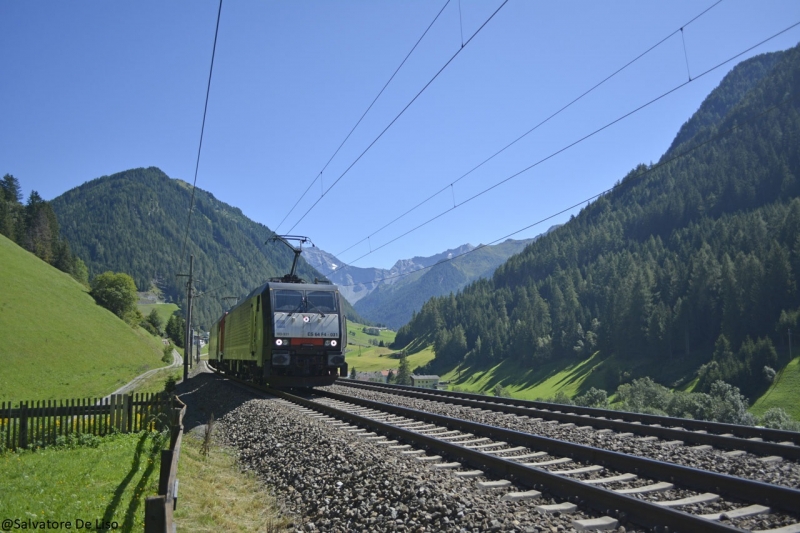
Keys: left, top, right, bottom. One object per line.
{"left": 344, "top": 322, "right": 435, "bottom": 374}
{"left": 441, "top": 351, "right": 609, "bottom": 399}
{"left": 0, "top": 235, "right": 165, "bottom": 402}
{"left": 435, "top": 339, "right": 800, "bottom": 419}
{"left": 0, "top": 431, "right": 166, "bottom": 531}
{"left": 138, "top": 302, "right": 179, "bottom": 327}
{"left": 750, "top": 356, "right": 800, "bottom": 419}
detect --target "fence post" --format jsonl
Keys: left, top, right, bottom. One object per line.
{"left": 108, "top": 395, "right": 115, "bottom": 432}
{"left": 122, "top": 394, "right": 130, "bottom": 433}
{"left": 113, "top": 394, "right": 121, "bottom": 432}
{"left": 2, "top": 402, "right": 7, "bottom": 450}
{"left": 144, "top": 496, "right": 168, "bottom": 533}
{"left": 170, "top": 407, "right": 182, "bottom": 446}
{"left": 157, "top": 449, "right": 174, "bottom": 496}
{"left": 19, "top": 402, "right": 28, "bottom": 449}
{"left": 155, "top": 393, "right": 166, "bottom": 433}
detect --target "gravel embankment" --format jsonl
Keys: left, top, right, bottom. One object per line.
{"left": 176, "top": 371, "right": 797, "bottom": 532}
{"left": 218, "top": 396, "right": 633, "bottom": 533}
{"left": 177, "top": 370, "right": 636, "bottom": 532}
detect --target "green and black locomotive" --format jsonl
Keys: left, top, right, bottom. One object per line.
{"left": 209, "top": 236, "right": 348, "bottom": 387}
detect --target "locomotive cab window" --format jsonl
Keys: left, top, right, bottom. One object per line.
{"left": 274, "top": 290, "right": 303, "bottom": 312}
{"left": 307, "top": 291, "right": 337, "bottom": 313}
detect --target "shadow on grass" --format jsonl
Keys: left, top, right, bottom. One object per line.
{"left": 120, "top": 434, "right": 164, "bottom": 532}
{"left": 100, "top": 432, "right": 156, "bottom": 528}
{"left": 448, "top": 351, "right": 614, "bottom": 397}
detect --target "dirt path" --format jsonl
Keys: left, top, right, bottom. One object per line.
{"left": 102, "top": 350, "right": 183, "bottom": 400}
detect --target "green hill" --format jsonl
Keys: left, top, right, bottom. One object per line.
{"left": 343, "top": 322, "right": 435, "bottom": 374}
{"left": 138, "top": 302, "right": 179, "bottom": 329}
{"left": 750, "top": 356, "right": 800, "bottom": 419}
{"left": 0, "top": 234, "right": 165, "bottom": 401}
{"left": 50, "top": 167, "right": 364, "bottom": 329}
{"left": 396, "top": 44, "right": 800, "bottom": 406}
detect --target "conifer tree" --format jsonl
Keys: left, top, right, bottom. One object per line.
{"left": 396, "top": 352, "right": 411, "bottom": 385}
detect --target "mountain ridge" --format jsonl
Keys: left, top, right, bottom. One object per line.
{"left": 304, "top": 243, "right": 476, "bottom": 304}
{"left": 50, "top": 167, "right": 364, "bottom": 329}
{"left": 304, "top": 238, "right": 541, "bottom": 328}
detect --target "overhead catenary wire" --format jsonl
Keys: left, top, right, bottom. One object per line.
{"left": 323, "top": 19, "right": 800, "bottom": 278}
{"left": 273, "top": 0, "right": 452, "bottom": 234}
{"left": 178, "top": 0, "right": 223, "bottom": 274}
{"left": 333, "top": 0, "right": 724, "bottom": 259}
{"left": 284, "top": 0, "right": 510, "bottom": 235}
{"left": 332, "top": 91, "right": 798, "bottom": 288}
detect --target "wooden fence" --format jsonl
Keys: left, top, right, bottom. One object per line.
{"left": 0, "top": 393, "right": 172, "bottom": 450}
{"left": 145, "top": 397, "right": 187, "bottom": 533}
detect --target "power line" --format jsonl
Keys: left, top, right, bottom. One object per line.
{"left": 334, "top": 0, "right": 724, "bottom": 259}
{"left": 284, "top": 0, "right": 510, "bottom": 234}
{"left": 324, "top": 19, "right": 800, "bottom": 277}
{"left": 333, "top": 91, "right": 797, "bottom": 288}
{"left": 178, "top": 0, "right": 223, "bottom": 273}
{"left": 274, "top": 0, "right": 452, "bottom": 233}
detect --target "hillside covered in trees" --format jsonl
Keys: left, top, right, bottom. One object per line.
{"left": 50, "top": 167, "right": 363, "bottom": 329}
{"left": 395, "top": 44, "right": 800, "bottom": 400}
{"left": 0, "top": 174, "right": 88, "bottom": 285}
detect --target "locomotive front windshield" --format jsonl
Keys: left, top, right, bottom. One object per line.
{"left": 307, "top": 291, "right": 336, "bottom": 313}
{"left": 273, "top": 289, "right": 338, "bottom": 313}
{"left": 274, "top": 290, "right": 303, "bottom": 312}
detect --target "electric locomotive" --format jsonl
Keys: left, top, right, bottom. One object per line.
{"left": 209, "top": 236, "right": 348, "bottom": 387}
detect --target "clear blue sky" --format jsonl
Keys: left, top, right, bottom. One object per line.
{"left": 2, "top": 1, "right": 799, "bottom": 270}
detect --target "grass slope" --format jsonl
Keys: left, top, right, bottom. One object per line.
{"left": 344, "top": 322, "right": 435, "bottom": 373}
{"left": 0, "top": 235, "right": 164, "bottom": 402}
{"left": 438, "top": 343, "right": 800, "bottom": 417}
{"left": 442, "top": 352, "right": 608, "bottom": 399}
{"left": 138, "top": 302, "right": 179, "bottom": 328}
{"left": 750, "top": 356, "right": 800, "bottom": 419}
{"left": 430, "top": 340, "right": 703, "bottom": 398}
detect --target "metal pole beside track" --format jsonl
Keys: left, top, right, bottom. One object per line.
{"left": 183, "top": 255, "right": 193, "bottom": 381}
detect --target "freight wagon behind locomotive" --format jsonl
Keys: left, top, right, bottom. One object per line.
{"left": 209, "top": 236, "right": 348, "bottom": 388}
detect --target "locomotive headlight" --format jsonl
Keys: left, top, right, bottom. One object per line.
{"left": 324, "top": 340, "right": 331, "bottom": 347}
{"left": 330, "top": 340, "right": 338, "bottom": 347}
{"left": 275, "top": 338, "right": 289, "bottom": 346}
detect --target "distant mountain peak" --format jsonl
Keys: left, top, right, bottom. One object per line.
{"left": 303, "top": 238, "right": 537, "bottom": 328}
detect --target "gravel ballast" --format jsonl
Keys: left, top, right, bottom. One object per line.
{"left": 217, "top": 396, "right": 628, "bottom": 533}
{"left": 327, "top": 384, "right": 800, "bottom": 490}
{"left": 178, "top": 370, "right": 797, "bottom": 532}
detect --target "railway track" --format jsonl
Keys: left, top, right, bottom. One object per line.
{"left": 337, "top": 380, "right": 800, "bottom": 460}
{"left": 207, "top": 366, "right": 800, "bottom": 532}
{"left": 285, "top": 386, "right": 800, "bottom": 532}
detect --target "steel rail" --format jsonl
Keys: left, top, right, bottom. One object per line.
{"left": 205, "top": 367, "right": 800, "bottom": 529}
{"left": 267, "top": 387, "right": 756, "bottom": 533}
{"left": 310, "top": 388, "right": 800, "bottom": 516}
{"left": 340, "top": 380, "right": 800, "bottom": 448}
